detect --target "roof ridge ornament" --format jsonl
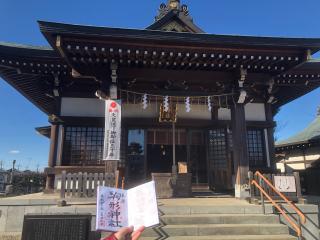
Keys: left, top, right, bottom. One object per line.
{"left": 156, "top": 0, "right": 190, "bottom": 21}
{"left": 168, "top": 0, "right": 180, "bottom": 10}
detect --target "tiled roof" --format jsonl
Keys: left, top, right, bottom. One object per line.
{"left": 276, "top": 115, "right": 320, "bottom": 146}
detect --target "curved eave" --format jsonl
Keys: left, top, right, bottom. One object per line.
{"left": 276, "top": 140, "right": 310, "bottom": 149}
{"left": 0, "top": 41, "right": 57, "bottom": 58}
{"left": 273, "top": 60, "right": 320, "bottom": 108}
{"left": 0, "top": 67, "right": 55, "bottom": 114}
{"left": 35, "top": 126, "right": 51, "bottom": 138}
{"left": 273, "top": 84, "right": 320, "bottom": 108}
{"left": 275, "top": 140, "right": 320, "bottom": 152}
{"left": 0, "top": 42, "right": 69, "bottom": 115}
{"left": 39, "top": 21, "right": 320, "bottom": 52}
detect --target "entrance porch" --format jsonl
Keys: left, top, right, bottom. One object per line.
{"left": 126, "top": 128, "right": 211, "bottom": 188}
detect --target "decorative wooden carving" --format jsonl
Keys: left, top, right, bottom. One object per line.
{"left": 159, "top": 103, "right": 177, "bottom": 123}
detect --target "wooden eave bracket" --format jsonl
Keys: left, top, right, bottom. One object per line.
{"left": 239, "top": 68, "right": 247, "bottom": 88}
{"left": 306, "top": 49, "right": 312, "bottom": 61}
{"left": 56, "top": 35, "right": 66, "bottom": 58}
{"left": 71, "top": 68, "right": 81, "bottom": 78}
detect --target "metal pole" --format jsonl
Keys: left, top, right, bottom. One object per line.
{"left": 260, "top": 178, "right": 265, "bottom": 214}
{"left": 173, "top": 122, "right": 176, "bottom": 167}
{"left": 297, "top": 217, "right": 302, "bottom": 240}
{"left": 172, "top": 122, "right": 177, "bottom": 178}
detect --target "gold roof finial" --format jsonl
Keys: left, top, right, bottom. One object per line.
{"left": 156, "top": 0, "right": 190, "bottom": 22}
{"left": 168, "top": 0, "right": 180, "bottom": 10}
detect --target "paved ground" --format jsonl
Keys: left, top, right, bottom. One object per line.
{"left": 1, "top": 192, "right": 59, "bottom": 200}
{"left": 1, "top": 192, "right": 247, "bottom": 206}
{"left": 159, "top": 198, "right": 249, "bottom": 206}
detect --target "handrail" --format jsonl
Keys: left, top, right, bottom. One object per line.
{"left": 254, "top": 171, "right": 306, "bottom": 224}
{"left": 251, "top": 180, "right": 302, "bottom": 237}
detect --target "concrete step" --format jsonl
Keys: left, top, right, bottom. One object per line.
{"left": 141, "top": 235, "right": 297, "bottom": 240}
{"left": 141, "top": 224, "right": 289, "bottom": 237}
{"left": 161, "top": 214, "right": 279, "bottom": 225}
{"left": 159, "top": 205, "right": 270, "bottom": 215}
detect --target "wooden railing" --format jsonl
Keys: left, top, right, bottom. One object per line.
{"left": 251, "top": 171, "right": 306, "bottom": 239}
{"left": 249, "top": 171, "right": 302, "bottom": 202}
{"left": 60, "top": 171, "right": 124, "bottom": 198}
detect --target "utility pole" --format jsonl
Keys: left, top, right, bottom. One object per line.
{"left": 11, "top": 160, "right": 16, "bottom": 184}
{"left": 0, "top": 160, "right": 3, "bottom": 170}
{"left": 13, "top": 160, "right": 16, "bottom": 171}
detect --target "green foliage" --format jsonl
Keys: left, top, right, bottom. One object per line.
{"left": 11, "top": 172, "right": 46, "bottom": 195}
{"left": 128, "top": 142, "right": 143, "bottom": 155}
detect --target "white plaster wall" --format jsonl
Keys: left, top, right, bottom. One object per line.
{"left": 286, "top": 163, "right": 305, "bottom": 170}
{"left": 276, "top": 162, "right": 285, "bottom": 173}
{"left": 61, "top": 98, "right": 104, "bottom": 117}
{"left": 60, "top": 98, "right": 266, "bottom": 121}
{"left": 287, "top": 156, "right": 304, "bottom": 162}
{"left": 61, "top": 98, "right": 159, "bottom": 118}
{"left": 217, "top": 103, "right": 266, "bottom": 121}
{"left": 123, "top": 103, "right": 159, "bottom": 118}
{"left": 305, "top": 154, "right": 320, "bottom": 161}
{"left": 245, "top": 103, "right": 266, "bottom": 121}
{"left": 176, "top": 104, "right": 211, "bottom": 120}
{"left": 218, "top": 108, "right": 231, "bottom": 120}
{"left": 60, "top": 98, "right": 212, "bottom": 120}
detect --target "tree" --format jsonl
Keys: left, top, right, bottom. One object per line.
{"left": 128, "top": 142, "right": 143, "bottom": 155}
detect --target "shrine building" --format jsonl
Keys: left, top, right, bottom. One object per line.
{"left": 1, "top": 0, "right": 320, "bottom": 198}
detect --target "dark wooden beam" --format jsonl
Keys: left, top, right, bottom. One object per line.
{"left": 265, "top": 103, "right": 276, "bottom": 169}
{"left": 45, "top": 123, "right": 59, "bottom": 193}
{"left": 119, "top": 67, "right": 233, "bottom": 82}
{"left": 231, "top": 103, "right": 250, "bottom": 199}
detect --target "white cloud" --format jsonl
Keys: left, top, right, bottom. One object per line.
{"left": 9, "top": 150, "right": 20, "bottom": 154}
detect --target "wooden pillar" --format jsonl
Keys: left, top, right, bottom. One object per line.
{"left": 231, "top": 103, "right": 250, "bottom": 199}
{"left": 45, "top": 123, "right": 59, "bottom": 193}
{"left": 265, "top": 103, "right": 276, "bottom": 170}
{"left": 172, "top": 122, "right": 177, "bottom": 173}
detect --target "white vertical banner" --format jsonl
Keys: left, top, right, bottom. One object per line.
{"left": 103, "top": 100, "right": 122, "bottom": 161}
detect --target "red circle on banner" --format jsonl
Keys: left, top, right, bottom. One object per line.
{"left": 110, "top": 102, "right": 117, "bottom": 108}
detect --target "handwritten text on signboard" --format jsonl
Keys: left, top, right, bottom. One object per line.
{"left": 103, "top": 100, "right": 121, "bottom": 161}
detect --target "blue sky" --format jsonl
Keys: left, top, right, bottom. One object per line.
{"left": 0, "top": 0, "right": 319, "bottom": 170}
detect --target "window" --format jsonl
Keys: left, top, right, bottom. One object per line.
{"left": 208, "top": 129, "right": 227, "bottom": 168}
{"left": 63, "top": 126, "right": 104, "bottom": 165}
{"left": 247, "top": 129, "right": 265, "bottom": 167}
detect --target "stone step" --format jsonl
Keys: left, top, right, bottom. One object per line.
{"left": 161, "top": 214, "right": 279, "bottom": 225}
{"left": 141, "top": 235, "right": 297, "bottom": 240}
{"left": 159, "top": 205, "right": 270, "bottom": 215}
{"left": 141, "top": 224, "right": 289, "bottom": 237}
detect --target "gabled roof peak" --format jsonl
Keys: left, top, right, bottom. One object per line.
{"left": 155, "top": 0, "right": 190, "bottom": 22}
{"left": 148, "top": 1, "right": 204, "bottom": 33}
